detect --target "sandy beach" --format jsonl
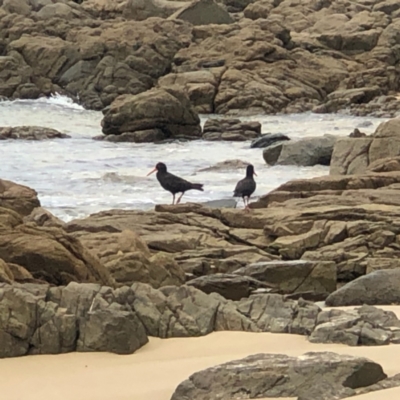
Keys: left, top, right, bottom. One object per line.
{"left": 1, "top": 323, "right": 400, "bottom": 400}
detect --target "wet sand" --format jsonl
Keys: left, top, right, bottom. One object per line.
{"left": 1, "top": 326, "right": 400, "bottom": 400}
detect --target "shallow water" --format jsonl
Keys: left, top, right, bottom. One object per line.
{"left": 0, "top": 95, "right": 387, "bottom": 221}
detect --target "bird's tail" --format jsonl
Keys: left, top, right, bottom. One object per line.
{"left": 191, "top": 183, "right": 204, "bottom": 192}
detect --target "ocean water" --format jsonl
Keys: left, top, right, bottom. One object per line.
{"left": 0, "top": 95, "right": 387, "bottom": 221}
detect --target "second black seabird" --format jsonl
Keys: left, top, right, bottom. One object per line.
{"left": 233, "top": 164, "right": 257, "bottom": 210}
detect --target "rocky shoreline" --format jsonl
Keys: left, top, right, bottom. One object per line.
{"left": 3, "top": 113, "right": 400, "bottom": 397}
{"left": 2, "top": 0, "right": 400, "bottom": 121}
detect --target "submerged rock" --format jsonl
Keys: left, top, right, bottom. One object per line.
{"left": 202, "top": 118, "right": 261, "bottom": 141}
{"left": 0, "top": 126, "right": 70, "bottom": 140}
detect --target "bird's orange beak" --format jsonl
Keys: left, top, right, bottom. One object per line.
{"left": 147, "top": 167, "right": 157, "bottom": 176}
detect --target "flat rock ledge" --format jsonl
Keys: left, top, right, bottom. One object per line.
{"left": 2, "top": 281, "right": 400, "bottom": 359}
{"left": 171, "top": 352, "right": 389, "bottom": 400}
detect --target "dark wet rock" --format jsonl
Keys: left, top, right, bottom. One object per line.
{"left": 0, "top": 126, "right": 70, "bottom": 140}
{"left": 326, "top": 269, "right": 400, "bottom": 306}
{"left": 263, "top": 135, "right": 337, "bottom": 166}
{"left": 101, "top": 86, "right": 201, "bottom": 140}
{"left": 250, "top": 133, "right": 290, "bottom": 149}
{"left": 309, "top": 305, "right": 400, "bottom": 346}
{"left": 170, "top": 352, "right": 387, "bottom": 400}
{"left": 356, "top": 373, "right": 400, "bottom": 396}
{"left": 186, "top": 273, "right": 274, "bottom": 300}
{"left": 234, "top": 260, "right": 337, "bottom": 300}
{"left": 202, "top": 118, "right": 261, "bottom": 141}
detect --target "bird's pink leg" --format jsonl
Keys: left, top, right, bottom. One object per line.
{"left": 245, "top": 197, "right": 253, "bottom": 212}
{"left": 176, "top": 192, "right": 184, "bottom": 204}
{"left": 172, "top": 194, "right": 175, "bottom": 205}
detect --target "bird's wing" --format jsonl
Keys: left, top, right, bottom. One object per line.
{"left": 167, "top": 172, "right": 193, "bottom": 192}
{"left": 233, "top": 178, "right": 245, "bottom": 196}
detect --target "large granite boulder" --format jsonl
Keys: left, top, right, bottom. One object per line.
{"left": 330, "top": 118, "right": 400, "bottom": 175}
{"left": 0, "top": 179, "right": 40, "bottom": 216}
{"left": 101, "top": 86, "right": 201, "bottom": 141}
{"left": 234, "top": 260, "right": 337, "bottom": 300}
{"left": 263, "top": 135, "right": 337, "bottom": 166}
{"left": 325, "top": 269, "right": 400, "bottom": 306}
{"left": 171, "top": 352, "right": 387, "bottom": 400}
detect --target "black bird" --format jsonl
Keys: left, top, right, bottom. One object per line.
{"left": 233, "top": 164, "right": 257, "bottom": 210}
{"left": 147, "top": 162, "right": 204, "bottom": 205}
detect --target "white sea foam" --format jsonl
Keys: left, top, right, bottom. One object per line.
{"left": 0, "top": 97, "right": 389, "bottom": 222}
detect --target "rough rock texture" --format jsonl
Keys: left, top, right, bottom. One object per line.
{"left": 234, "top": 260, "right": 337, "bottom": 300}
{"left": 127, "top": 282, "right": 320, "bottom": 338}
{"left": 0, "top": 208, "right": 114, "bottom": 286}
{"left": 263, "top": 134, "right": 337, "bottom": 166}
{"left": 170, "top": 352, "right": 388, "bottom": 400}
{"left": 74, "top": 228, "right": 186, "bottom": 288}
{"left": 0, "top": 183, "right": 114, "bottom": 287}
{"left": 186, "top": 273, "right": 273, "bottom": 300}
{"left": 2, "top": 0, "right": 400, "bottom": 115}
{"left": 250, "top": 170, "right": 400, "bottom": 285}
{"left": 310, "top": 305, "right": 400, "bottom": 346}
{"left": 66, "top": 204, "right": 280, "bottom": 279}
{"left": 326, "top": 269, "right": 400, "bottom": 306}
{"left": 331, "top": 118, "right": 400, "bottom": 175}
{"left": 0, "top": 126, "right": 70, "bottom": 140}
{"left": 101, "top": 86, "right": 202, "bottom": 141}
{"left": 0, "top": 179, "right": 40, "bottom": 216}
{"left": 0, "top": 282, "right": 148, "bottom": 358}
{"left": 4, "top": 280, "right": 400, "bottom": 360}
{"left": 202, "top": 118, "right": 261, "bottom": 141}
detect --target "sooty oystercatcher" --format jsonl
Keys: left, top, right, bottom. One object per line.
{"left": 233, "top": 164, "right": 257, "bottom": 210}
{"left": 147, "top": 162, "right": 204, "bottom": 205}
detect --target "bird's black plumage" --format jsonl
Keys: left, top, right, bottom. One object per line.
{"left": 233, "top": 164, "right": 256, "bottom": 210}
{"left": 148, "top": 162, "right": 204, "bottom": 204}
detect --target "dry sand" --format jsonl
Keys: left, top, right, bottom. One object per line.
{"left": 1, "top": 307, "right": 400, "bottom": 400}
